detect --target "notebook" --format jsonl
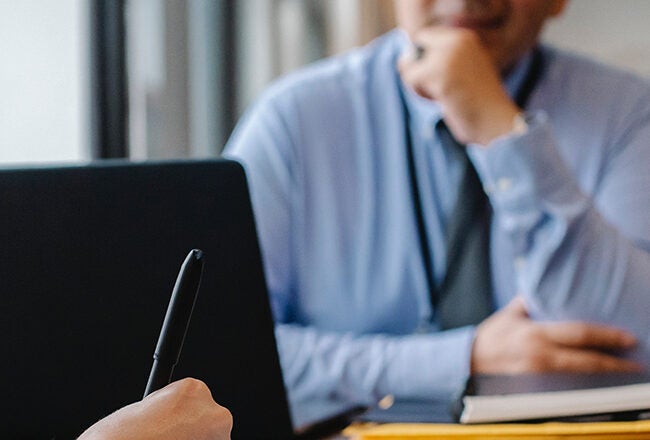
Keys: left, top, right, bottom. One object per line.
{"left": 0, "top": 160, "right": 298, "bottom": 439}
{"left": 455, "top": 373, "right": 650, "bottom": 424}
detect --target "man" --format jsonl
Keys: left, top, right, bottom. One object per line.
{"left": 225, "top": 0, "right": 650, "bottom": 406}
{"left": 78, "top": 379, "right": 232, "bottom": 440}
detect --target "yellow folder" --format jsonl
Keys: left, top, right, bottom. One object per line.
{"left": 344, "top": 420, "right": 650, "bottom": 440}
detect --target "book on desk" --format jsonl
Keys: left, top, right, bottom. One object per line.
{"left": 346, "top": 373, "right": 650, "bottom": 440}
{"left": 455, "top": 372, "right": 650, "bottom": 424}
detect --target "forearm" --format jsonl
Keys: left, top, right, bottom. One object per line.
{"left": 276, "top": 323, "right": 476, "bottom": 405}
{"left": 471, "top": 114, "right": 650, "bottom": 353}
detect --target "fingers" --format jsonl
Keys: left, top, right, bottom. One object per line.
{"left": 471, "top": 299, "right": 643, "bottom": 376}
{"left": 397, "top": 45, "right": 446, "bottom": 102}
{"left": 396, "top": 27, "right": 466, "bottom": 98}
{"left": 541, "top": 321, "right": 637, "bottom": 351}
{"left": 397, "top": 28, "right": 475, "bottom": 95}
{"left": 397, "top": 24, "right": 519, "bottom": 145}
{"left": 548, "top": 347, "right": 644, "bottom": 373}
{"left": 531, "top": 316, "right": 641, "bottom": 373}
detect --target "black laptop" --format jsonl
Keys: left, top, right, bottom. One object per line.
{"left": 0, "top": 160, "right": 297, "bottom": 439}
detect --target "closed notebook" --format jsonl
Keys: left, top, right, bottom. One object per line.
{"left": 455, "top": 373, "right": 650, "bottom": 424}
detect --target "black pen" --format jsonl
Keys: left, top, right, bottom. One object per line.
{"left": 143, "top": 249, "right": 205, "bottom": 397}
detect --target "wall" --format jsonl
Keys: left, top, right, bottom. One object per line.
{"left": 1, "top": 0, "right": 648, "bottom": 164}
{"left": 543, "top": 0, "right": 650, "bottom": 78}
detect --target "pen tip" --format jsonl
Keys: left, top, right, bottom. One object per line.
{"left": 191, "top": 249, "right": 204, "bottom": 260}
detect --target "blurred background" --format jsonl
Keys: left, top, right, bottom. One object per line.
{"left": 1, "top": 0, "right": 649, "bottom": 165}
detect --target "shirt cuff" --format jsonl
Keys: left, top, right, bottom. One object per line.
{"left": 467, "top": 111, "right": 585, "bottom": 218}
{"left": 383, "top": 326, "right": 476, "bottom": 401}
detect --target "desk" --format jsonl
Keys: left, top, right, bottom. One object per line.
{"left": 294, "top": 399, "right": 650, "bottom": 439}
{"left": 344, "top": 420, "right": 650, "bottom": 439}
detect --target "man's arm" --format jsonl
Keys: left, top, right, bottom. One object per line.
{"left": 224, "top": 87, "right": 480, "bottom": 403}
{"left": 471, "top": 297, "right": 641, "bottom": 374}
{"left": 470, "top": 107, "right": 650, "bottom": 360}
{"left": 78, "top": 378, "right": 232, "bottom": 440}
{"left": 277, "top": 322, "right": 477, "bottom": 403}
{"left": 400, "top": 27, "right": 650, "bottom": 369}
{"left": 225, "top": 42, "right": 648, "bottom": 404}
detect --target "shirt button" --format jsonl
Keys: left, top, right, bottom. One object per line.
{"left": 378, "top": 394, "right": 395, "bottom": 410}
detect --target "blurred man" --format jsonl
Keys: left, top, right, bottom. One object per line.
{"left": 225, "top": 0, "right": 650, "bottom": 405}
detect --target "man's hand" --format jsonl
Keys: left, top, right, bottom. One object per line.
{"left": 78, "top": 378, "right": 233, "bottom": 440}
{"left": 471, "top": 297, "right": 643, "bottom": 374}
{"left": 398, "top": 27, "right": 520, "bottom": 146}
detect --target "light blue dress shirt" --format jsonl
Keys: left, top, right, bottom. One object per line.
{"left": 224, "top": 29, "right": 650, "bottom": 406}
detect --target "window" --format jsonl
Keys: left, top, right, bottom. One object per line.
{"left": 1, "top": 0, "right": 648, "bottom": 164}
{"left": 0, "top": 0, "right": 89, "bottom": 164}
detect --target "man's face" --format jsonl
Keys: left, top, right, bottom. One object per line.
{"left": 394, "top": 0, "right": 567, "bottom": 71}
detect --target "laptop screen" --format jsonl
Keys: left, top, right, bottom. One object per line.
{"left": 0, "top": 160, "right": 294, "bottom": 439}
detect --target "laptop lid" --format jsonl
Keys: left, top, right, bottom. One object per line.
{"left": 0, "top": 159, "right": 294, "bottom": 439}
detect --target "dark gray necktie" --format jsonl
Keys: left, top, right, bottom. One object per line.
{"left": 400, "top": 49, "right": 544, "bottom": 331}
{"left": 436, "top": 120, "right": 492, "bottom": 330}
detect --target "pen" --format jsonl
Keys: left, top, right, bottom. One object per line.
{"left": 143, "top": 249, "right": 205, "bottom": 397}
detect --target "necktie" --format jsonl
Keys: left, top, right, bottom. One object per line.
{"left": 400, "top": 48, "right": 545, "bottom": 331}
{"left": 436, "top": 121, "right": 492, "bottom": 330}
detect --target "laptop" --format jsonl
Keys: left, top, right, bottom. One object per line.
{"left": 0, "top": 160, "right": 299, "bottom": 439}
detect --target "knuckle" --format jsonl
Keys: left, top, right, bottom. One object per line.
{"left": 514, "top": 325, "right": 554, "bottom": 372}
{"left": 550, "top": 353, "right": 574, "bottom": 371}
{"left": 177, "top": 377, "right": 209, "bottom": 396}
{"left": 219, "top": 406, "right": 234, "bottom": 427}
{"left": 211, "top": 406, "right": 234, "bottom": 436}
{"left": 522, "top": 350, "right": 547, "bottom": 372}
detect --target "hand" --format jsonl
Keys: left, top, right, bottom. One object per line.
{"left": 471, "top": 297, "right": 643, "bottom": 374}
{"left": 397, "top": 27, "right": 520, "bottom": 146}
{"left": 78, "top": 378, "right": 233, "bottom": 440}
